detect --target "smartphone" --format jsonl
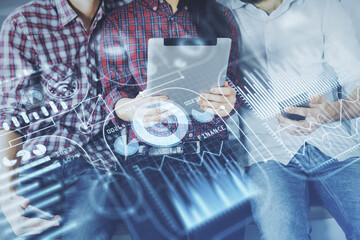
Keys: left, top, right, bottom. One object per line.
{"left": 22, "top": 205, "right": 55, "bottom": 220}
{"left": 280, "top": 100, "right": 310, "bottom": 121}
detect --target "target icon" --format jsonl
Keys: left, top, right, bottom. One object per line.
{"left": 131, "top": 101, "right": 189, "bottom": 147}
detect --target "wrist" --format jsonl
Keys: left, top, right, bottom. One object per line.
{"left": 326, "top": 101, "right": 341, "bottom": 123}
{"left": 0, "top": 188, "right": 15, "bottom": 207}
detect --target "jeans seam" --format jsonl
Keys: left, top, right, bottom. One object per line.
{"left": 318, "top": 176, "right": 360, "bottom": 235}
{"left": 302, "top": 175, "right": 311, "bottom": 240}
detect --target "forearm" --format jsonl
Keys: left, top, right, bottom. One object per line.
{"left": 328, "top": 87, "right": 360, "bottom": 122}
{"left": 340, "top": 87, "right": 360, "bottom": 120}
{"left": 0, "top": 130, "right": 23, "bottom": 201}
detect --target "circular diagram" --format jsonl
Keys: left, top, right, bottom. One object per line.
{"left": 22, "top": 88, "right": 45, "bottom": 106}
{"left": 132, "top": 101, "right": 189, "bottom": 147}
{"left": 192, "top": 108, "right": 215, "bottom": 123}
{"left": 45, "top": 75, "right": 79, "bottom": 99}
{"left": 114, "top": 137, "right": 139, "bottom": 156}
{"left": 79, "top": 122, "right": 93, "bottom": 134}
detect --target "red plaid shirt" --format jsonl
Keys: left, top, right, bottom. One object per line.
{"left": 101, "top": 0, "right": 242, "bottom": 143}
{"left": 0, "top": 0, "right": 125, "bottom": 171}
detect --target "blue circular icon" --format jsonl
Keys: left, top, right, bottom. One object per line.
{"left": 192, "top": 108, "right": 215, "bottom": 123}
{"left": 114, "top": 137, "right": 139, "bottom": 156}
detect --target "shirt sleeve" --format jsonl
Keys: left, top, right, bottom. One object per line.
{"left": 322, "top": 0, "right": 360, "bottom": 96}
{"left": 100, "top": 12, "right": 139, "bottom": 116}
{"left": 212, "top": 8, "right": 243, "bottom": 124}
{"left": 0, "top": 15, "right": 37, "bottom": 135}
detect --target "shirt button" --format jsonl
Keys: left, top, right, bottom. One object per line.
{"left": 88, "top": 63, "right": 93, "bottom": 68}
{"left": 159, "top": 0, "right": 163, "bottom": 3}
{"left": 170, "top": 17, "right": 174, "bottom": 21}
{"left": 189, "top": 133, "right": 193, "bottom": 137}
{"left": 153, "top": 6, "right": 157, "bottom": 11}
{"left": 90, "top": 90, "right": 95, "bottom": 95}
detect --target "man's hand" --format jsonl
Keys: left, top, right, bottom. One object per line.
{"left": 115, "top": 92, "right": 171, "bottom": 126}
{"left": 197, "top": 82, "right": 237, "bottom": 117}
{"left": 276, "top": 95, "right": 337, "bottom": 135}
{"left": 0, "top": 193, "right": 60, "bottom": 236}
{"left": 0, "top": 130, "right": 60, "bottom": 236}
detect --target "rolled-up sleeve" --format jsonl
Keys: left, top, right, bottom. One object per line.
{"left": 323, "top": 0, "right": 360, "bottom": 96}
{"left": 100, "top": 12, "right": 139, "bottom": 113}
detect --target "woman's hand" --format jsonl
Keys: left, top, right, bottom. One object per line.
{"left": 115, "top": 92, "right": 170, "bottom": 126}
{"left": 197, "top": 82, "right": 237, "bottom": 117}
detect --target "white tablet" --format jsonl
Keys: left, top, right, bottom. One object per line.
{"left": 146, "top": 38, "right": 232, "bottom": 114}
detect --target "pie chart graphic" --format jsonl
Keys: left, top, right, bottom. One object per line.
{"left": 192, "top": 108, "right": 215, "bottom": 123}
{"left": 114, "top": 137, "right": 139, "bottom": 156}
{"left": 1, "top": 157, "right": 17, "bottom": 167}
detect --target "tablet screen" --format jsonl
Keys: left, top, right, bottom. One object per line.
{"left": 146, "top": 38, "right": 232, "bottom": 116}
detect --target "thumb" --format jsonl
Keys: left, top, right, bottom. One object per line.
{"left": 137, "top": 91, "right": 147, "bottom": 99}
{"left": 18, "top": 196, "right": 30, "bottom": 209}
{"left": 224, "top": 81, "right": 229, "bottom": 87}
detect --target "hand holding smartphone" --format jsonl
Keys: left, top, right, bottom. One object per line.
{"left": 280, "top": 100, "right": 310, "bottom": 121}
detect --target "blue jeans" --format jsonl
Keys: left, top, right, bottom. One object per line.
{"left": 101, "top": 139, "right": 249, "bottom": 240}
{"left": 0, "top": 157, "right": 120, "bottom": 240}
{"left": 246, "top": 143, "right": 360, "bottom": 240}
{"left": 0, "top": 139, "right": 249, "bottom": 239}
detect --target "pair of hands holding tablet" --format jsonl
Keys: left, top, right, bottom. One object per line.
{"left": 115, "top": 81, "right": 237, "bottom": 126}
{"left": 115, "top": 86, "right": 336, "bottom": 137}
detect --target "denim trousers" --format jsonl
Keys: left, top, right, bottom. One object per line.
{"left": 0, "top": 139, "right": 249, "bottom": 240}
{"left": 0, "top": 157, "right": 120, "bottom": 240}
{"left": 246, "top": 143, "right": 360, "bottom": 240}
{"left": 112, "top": 139, "right": 249, "bottom": 240}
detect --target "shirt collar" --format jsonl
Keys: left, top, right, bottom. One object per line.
{"left": 231, "top": 0, "right": 246, "bottom": 10}
{"left": 141, "top": 0, "right": 160, "bottom": 11}
{"left": 93, "top": 1, "right": 106, "bottom": 25}
{"left": 141, "top": 0, "right": 187, "bottom": 12}
{"left": 53, "top": 0, "right": 78, "bottom": 27}
{"left": 53, "top": 0, "right": 106, "bottom": 29}
{"left": 231, "top": 0, "right": 301, "bottom": 11}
